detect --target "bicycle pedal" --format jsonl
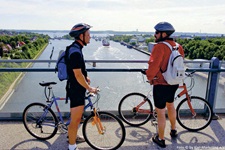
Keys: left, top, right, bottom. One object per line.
{"left": 58, "top": 124, "right": 68, "bottom": 133}
{"left": 152, "top": 122, "right": 158, "bottom": 126}
{"left": 58, "top": 128, "right": 68, "bottom": 133}
{"left": 151, "top": 120, "right": 158, "bottom": 126}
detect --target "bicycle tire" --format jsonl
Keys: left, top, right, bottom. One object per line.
{"left": 118, "top": 92, "right": 153, "bottom": 127}
{"left": 23, "top": 102, "right": 58, "bottom": 140}
{"left": 82, "top": 111, "right": 126, "bottom": 150}
{"left": 176, "top": 96, "right": 213, "bottom": 132}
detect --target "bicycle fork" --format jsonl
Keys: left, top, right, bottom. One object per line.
{"left": 92, "top": 108, "right": 105, "bottom": 134}
{"left": 186, "top": 96, "right": 197, "bottom": 118}
{"left": 178, "top": 83, "right": 197, "bottom": 118}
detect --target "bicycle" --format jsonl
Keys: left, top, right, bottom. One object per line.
{"left": 23, "top": 81, "right": 126, "bottom": 150}
{"left": 118, "top": 71, "right": 213, "bottom": 132}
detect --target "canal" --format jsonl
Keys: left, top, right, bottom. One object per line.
{"left": 0, "top": 32, "right": 224, "bottom": 114}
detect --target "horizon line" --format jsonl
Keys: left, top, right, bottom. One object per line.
{"left": 0, "top": 29, "right": 224, "bottom": 35}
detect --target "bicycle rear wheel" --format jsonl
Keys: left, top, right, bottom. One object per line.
{"left": 176, "top": 96, "right": 213, "bottom": 132}
{"left": 23, "top": 102, "right": 58, "bottom": 140}
{"left": 82, "top": 111, "right": 126, "bottom": 150}
{"left": 118, "top": 92, "right": 153, "bottom": 127}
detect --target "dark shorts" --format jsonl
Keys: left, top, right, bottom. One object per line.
{"left": 153, "top": 84, "right": 179, "bottom": 109}
{"left": 69, "top": 87, "right": 86, "bottom": 108}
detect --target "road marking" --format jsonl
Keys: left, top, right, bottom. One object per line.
{"left": 0, "top": 90, "right": 14, "bottom": 110}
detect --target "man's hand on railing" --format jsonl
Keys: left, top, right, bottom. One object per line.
{"left": 141, "top": 69, "right": 147, "bottom": 75}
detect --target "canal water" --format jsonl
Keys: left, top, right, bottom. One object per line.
{"left": 0, "top": 32, "right": 224, "bottom": 114}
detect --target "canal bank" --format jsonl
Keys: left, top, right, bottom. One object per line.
{"left": 0, "top": 43, "right": 49, "bottom": 108}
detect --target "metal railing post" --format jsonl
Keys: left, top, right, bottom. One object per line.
{"left": 206, "top": 57, "right": 220, "bottom": 119}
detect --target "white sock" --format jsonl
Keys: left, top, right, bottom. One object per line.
{"left": 69, "top": 144, "right": 77, "bottom": 150}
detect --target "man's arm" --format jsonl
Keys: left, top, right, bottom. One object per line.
{"left": 73, "top": 68, "right": 92, "bottom": 92}
{"left": 146, "top": 45, "right": 164, "bottom": 80}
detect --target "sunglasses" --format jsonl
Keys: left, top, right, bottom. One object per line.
{"left": 155, "top": 31, "right": 160, "bottom": 34}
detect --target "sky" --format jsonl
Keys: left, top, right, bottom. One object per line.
{"left": 1, "top": 0, "right": 225, "bottom": 34}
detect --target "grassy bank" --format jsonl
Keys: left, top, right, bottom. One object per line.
{"left": 0, "top": 43, "right": 48, "bottom": 101}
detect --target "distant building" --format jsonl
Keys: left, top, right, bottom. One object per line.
{"left": 129, "top": 38, "right": 138, "bottom": 45}
{"left": 136, "top": 36, "right": 145, "bottom": 43}
{"left": 148, "top": 42, "right": 156, "bottom": 53}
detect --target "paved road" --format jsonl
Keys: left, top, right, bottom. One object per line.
{"left": 0, "top": 114, "right": 225, "bottom": 150}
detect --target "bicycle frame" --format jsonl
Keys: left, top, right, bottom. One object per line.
{"left": 135, "top": 73, "right": 197, "bottom": 116}
{"left": 24, "top": 82, "right": 126, "bottom": 149}
{"left": 119, "top": 71, "right": 212, "bottom": 132}
{"left": 177, "top": 83, "right": 196, "bottom": 116}
{"left": 36, "top": 96, "right": 68, "bottom": 129}
{"left": 40, "top": 85, "right": 102, "bottom": 129}
{"left": 134, "top": 98, "right": 151, "bottom": 114}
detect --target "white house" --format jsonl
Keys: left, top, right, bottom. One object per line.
{"left": 148, "top": 42, "right": 156, "bottom": 53}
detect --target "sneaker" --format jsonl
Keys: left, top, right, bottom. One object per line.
{"left": 152, "top": 135, "right": 166, "bottom": 148}
{"left": 68, "top": 147, "right": 79, "bottom": 150}
{"left": 76, "top": 135, "right": 85, "bottom": 143}
{"left": 170, "top": 129, "right": 178, "bottom": 138}
{"left": 67, "top": 135, "right": 85, "bottom": 143}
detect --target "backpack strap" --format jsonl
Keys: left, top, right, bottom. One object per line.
{"left": 159, "top": 41, "right": 179, "bottom": 73}
{"left": 65, "top": 42, "right": 81, "bottom": 104}
{"left": 64, "top": 41, "right": 80, "bottom": 79}
{"left": 161, "top": 41, "right": 179, "bottom": 51}
{"left": 65, "top": 41, "right": 77, "bottom": 104}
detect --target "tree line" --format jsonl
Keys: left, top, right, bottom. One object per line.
{"left": 0, "top": 31, "right": 49, "bottom": 59}
{"left": 0, "top": 31, "right": 50, "bottom": 100}
{"left": 110, "top": 35, "right": 225, "bottom": 60}
{"left": 175, "top": 37, "right": 225, "bottom": 60}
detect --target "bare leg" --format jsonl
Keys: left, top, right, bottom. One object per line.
{"left": 68, "top": 105, "right": 84, "bottom": 145}
{"left": 156, "top": 107, "right": 166, "bottom": 140}
{"left": 166, "top": 102, "right": 176, "bottom": 130}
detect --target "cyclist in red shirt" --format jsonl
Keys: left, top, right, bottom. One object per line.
{"left": 144, "top": 22, "right": 184, "bottom": 148}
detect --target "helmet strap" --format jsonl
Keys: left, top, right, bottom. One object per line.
{"left": 76, "top": 33, "right": 87, "bottom": 46}
{"left": 82, "top": 33, "right": 87, "bottom": 46}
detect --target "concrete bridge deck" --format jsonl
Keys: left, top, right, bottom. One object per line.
{"left": 0, "top": 114, "right": 225, "bottom": 150}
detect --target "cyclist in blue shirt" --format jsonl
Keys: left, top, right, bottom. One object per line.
{"left": 67, "top": 23, "right": 97, "bottom": 150}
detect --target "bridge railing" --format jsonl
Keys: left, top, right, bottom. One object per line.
{"left": 0, "top": 57, "right": 225, "bottom": 119}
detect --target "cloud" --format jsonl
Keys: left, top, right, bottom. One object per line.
{"left": 0, "top": 0, "right": 225, "bottom": 34}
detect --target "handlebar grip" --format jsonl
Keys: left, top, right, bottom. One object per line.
{"left": 185, "top": 70, "right": 196, "bottom": 77}
{"left": 141, "top": 69, "right": 147, "bottom": 75}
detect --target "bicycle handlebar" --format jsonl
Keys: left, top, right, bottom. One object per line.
{"left": 141, "top": 69, "right": 147, "bottom": 75}
{"left": 86, "top": 87, "right": 100, "bottom": 96}
{"left": 185, "top": 70, "right": 196, "bottom": 77}
{"left": 141, "top": 69, "right": 196, "bottom": 78}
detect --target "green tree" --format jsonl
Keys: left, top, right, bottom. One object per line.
{"left": 0, "top": 47, "right": 3, "bottom": 57}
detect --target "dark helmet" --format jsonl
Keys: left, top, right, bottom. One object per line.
{"left": 69, "top": 23, "right": 92, "bottom": 38}
{"left": 154, "top": 22, "right": 175, "bottom": 36}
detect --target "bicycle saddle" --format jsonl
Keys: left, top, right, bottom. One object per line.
{"left": 39, "top": 82, "right": 57, "bottom": 87}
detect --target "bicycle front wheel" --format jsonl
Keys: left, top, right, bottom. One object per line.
{"left": 82, "top": 111, "right": 126, "bottom": 150}
{"left": 176, "top": 96, "right": 213, "bottom": 132}
{"left": 23, "top": 102, "right": 58, "bottom": 140}
{"left": 118, "top": 92, "right": 153, "bottom": 127}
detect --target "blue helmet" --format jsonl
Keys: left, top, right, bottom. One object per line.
{"left": 154, "top": 22, "right": 175, "bottom": 36}
{"left": 69, "top": 23, "right": 92, "bottom": 38}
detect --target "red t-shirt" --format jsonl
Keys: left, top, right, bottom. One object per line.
{"left": 146, "top": 40, "right": 185, "bottom": 85}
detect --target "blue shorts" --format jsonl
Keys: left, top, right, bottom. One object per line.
{"left": 153, "top": 84, "right": 179, "bottom": 109}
